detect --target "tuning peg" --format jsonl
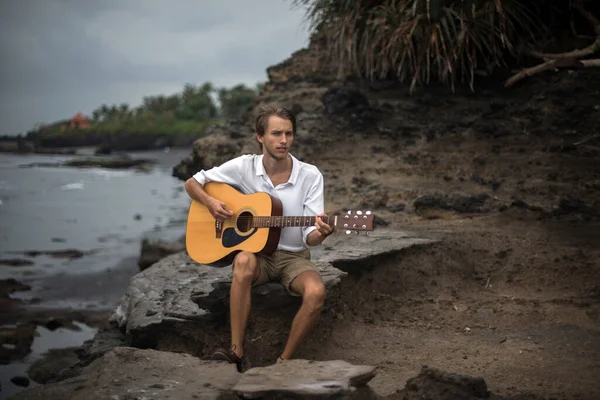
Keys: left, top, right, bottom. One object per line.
{"left": 347, "top": 210, "right": 352, "bottom": 214}
{"left": 366, "top": 211, "right": 371, "bottom": 215}
{"left": 346, "top": 230, "right": 352, "bottom": 235}
{"left": 355, "top": 230, "right": 359, "bottom": 235}
{"left": 356, "top": 211, "right": 362, "bottom": 215}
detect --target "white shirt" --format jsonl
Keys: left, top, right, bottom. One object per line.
{"left": 192, "top": 154, "right": 323, "bottom": 251}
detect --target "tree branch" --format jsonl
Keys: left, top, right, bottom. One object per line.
{"left": 504, "top": 60, "right": 556, "bottom": 88}
{"left": 505, "top": 58, "right": 600, "bottom": 88}
{"left": 582, "top": 59, "right": 600, "bottom": 67}
{"left": 505, "top": 3, "right": 600, "bottom": 88}
{"left": 530, "top": 38, "right": 600, "bottom": 60}
{"left": 530, "top": 4, "right": 600, "bottom": 60}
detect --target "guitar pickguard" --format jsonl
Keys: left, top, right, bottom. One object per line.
{"left": 222, "top": 227, "right": 258, "bottom": 248}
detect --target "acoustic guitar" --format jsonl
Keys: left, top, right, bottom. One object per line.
{"left": 185, "top": 182, "right": 375, "bottom": 264}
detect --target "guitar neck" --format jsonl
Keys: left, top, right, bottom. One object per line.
{"left": 251, "top": 216, "right": 332, "bottom": 228}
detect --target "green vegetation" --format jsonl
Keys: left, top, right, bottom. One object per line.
{"left": 27, "top": 82, "right": 261, "bottom": 149}
{"left": 292, "top": 0, "right": 600, "bottom": 91}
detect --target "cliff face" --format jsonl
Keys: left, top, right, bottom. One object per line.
{"left": 173, "top": 35, "right": 599, "bottom": 220}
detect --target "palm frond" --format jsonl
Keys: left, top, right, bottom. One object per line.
{"left": 290, "top": 0, "right": 550, "bottom": 91}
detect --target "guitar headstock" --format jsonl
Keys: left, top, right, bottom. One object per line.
{"left": 333, "top": 210, "right": 374, "bottom": 235}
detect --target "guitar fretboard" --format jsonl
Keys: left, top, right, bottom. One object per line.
{"left": 251, "top": 216, "right": 330, "bottom": 228}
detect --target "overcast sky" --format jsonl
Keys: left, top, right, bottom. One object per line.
{"left": 0, "top": 0, "right": 311, "bottom": 135}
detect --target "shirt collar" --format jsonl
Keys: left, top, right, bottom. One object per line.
{"left": 255, "top": 154, "right": 265, "bottom": 176}
{"left": 255, "top": 154, "right": 300, "bottom": 186}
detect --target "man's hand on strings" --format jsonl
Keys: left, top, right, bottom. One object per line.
{"left": 315, "top": 212, "right": 334, "bottom": 238}
{"left": 208, "top": 198, "right": 233, "bottom": 221}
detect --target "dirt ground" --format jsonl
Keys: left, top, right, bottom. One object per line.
{"left": 237, "top": 199, "right": 600, "bottom": 400}
{"left": 172, "top": 64, "right": 600, "bottom": 399}
{"left": 327, "top": 215, "right": 599, "bottom": 399}
{"left": 221, "top": 101, "right": 600, "bottom": 399}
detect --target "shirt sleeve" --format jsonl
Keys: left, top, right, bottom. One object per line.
{"left": 302, "top": 172, "right": 324, "bottom": 246}
{"left": 192, "top": 156, "right": 244, "bottom": 187}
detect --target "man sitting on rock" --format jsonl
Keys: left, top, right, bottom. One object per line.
{"left": 184, "top": 105, "right": 334, "bottom": 372}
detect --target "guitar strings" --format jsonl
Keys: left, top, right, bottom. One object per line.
{"left": 213, "top": 216, "right": 327, "bottom": 221}
{"left": 191, "top": 216, "right": 330, "bottom": 224}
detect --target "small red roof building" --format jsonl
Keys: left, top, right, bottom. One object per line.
{"left": 61, "top": 113, "right": 91, "bottom": 131}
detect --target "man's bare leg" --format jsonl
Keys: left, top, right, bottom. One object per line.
{"left": 280, "top": 270, "right": 326, "bottom": 360}
{"left": 229, "top": 251, "right": 260, "bottom": 358}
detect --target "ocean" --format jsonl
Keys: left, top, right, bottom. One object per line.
{"left": 0, "top": 148, "right": 194, "bottom": 398}
{"left": 0, "top": 148, "right": 193, "bottom": 308}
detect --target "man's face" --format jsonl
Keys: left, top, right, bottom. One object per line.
{"left": 257, "top": 115, "right": 294, "bottom": 161}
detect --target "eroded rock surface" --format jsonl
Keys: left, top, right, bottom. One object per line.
{"left": 16, "top": 347, "right": 379, "bottom": 400}
{"left": 110, "top": 228, "right": 433, "bottom": 351}
{"left": 14, "top": 347, "right": 241, "bottom": 400}
{"left": 233, "top": 359, "right": 377, "bottom": 399}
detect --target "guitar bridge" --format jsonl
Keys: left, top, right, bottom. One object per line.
{"left": 215, "top": 220, "right": 223, "bottom": 239}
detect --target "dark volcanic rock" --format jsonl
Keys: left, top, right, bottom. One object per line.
{"left": 0, "top": 278, "right": 31, "bottom": 297}
{"left": 22, "top": 249, "right": 91, "bottom": 260}
{"left": 321, "top": 87, "right": 370, "bottom": 114}
{"left": 172, "top": 120, "right": 251, "bottom": 181}
{"left": 19, "top": 156, "right": 156, "bottom": 170}
{"left": 65, "top": 157, "right": 156, "bottom": 170}
{"left": 27, "top": 348, "right": 80, "bottom": 384}
{"left": 76, "top": 326, "right": 130, "bottom": 366}
{"left": 0, "top": 258, "right": 34, "bottom": 267}
{"left": 0, "top": 323, "right": 36, "bottom": 363}
{"left": 397, "top": 366, "right": 489, "bottom": 400}
{"left": 10, "top": 375, "right": 30, "bottom": 388}
{"left": 138, "top": 236, "right": 186, "bottom": 270}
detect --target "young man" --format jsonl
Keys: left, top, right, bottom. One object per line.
{"left": 184, "top": 105, "right": 334, "bottom": 372}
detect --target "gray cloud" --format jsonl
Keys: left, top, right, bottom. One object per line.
{"left": 0, "top": 0, "right": 310, "bottom": 134}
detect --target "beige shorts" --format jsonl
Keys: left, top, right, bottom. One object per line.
{"left": 253, "top": 249, "right": 318, "bottom": 297}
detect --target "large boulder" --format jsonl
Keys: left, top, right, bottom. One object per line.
{"left": 108, "top": 228, "right": 434, "bottom": 355}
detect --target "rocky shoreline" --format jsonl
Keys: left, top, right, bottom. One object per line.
{"left": 6, "top": 229, "right": 524, "bottom": 399}
{"left": 3, "top": 35, "right": 599, "bottom": 399}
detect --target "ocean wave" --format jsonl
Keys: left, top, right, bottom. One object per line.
{"left": 87, "top": 169, "right": 132, "bottom": 179}
{"left": 60, "top": 181, "right": 84, "bottom": 190}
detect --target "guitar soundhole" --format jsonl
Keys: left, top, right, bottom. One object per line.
{"left": 236, "top": 211, "right": 253, "bottom": 233}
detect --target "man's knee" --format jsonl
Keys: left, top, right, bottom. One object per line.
{"left": 233, "top": 251, "right": 258, "bottom": 282}
{"left": 302, "top": 281, "right": 326, "bottom": 313}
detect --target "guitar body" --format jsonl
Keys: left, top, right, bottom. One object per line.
{"left": 185, "top": 182, "right": 282, "bottom": 264}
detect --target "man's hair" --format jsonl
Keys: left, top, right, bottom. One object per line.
{"left": 254, "top": 106, "right": 296, "bottom": 150}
